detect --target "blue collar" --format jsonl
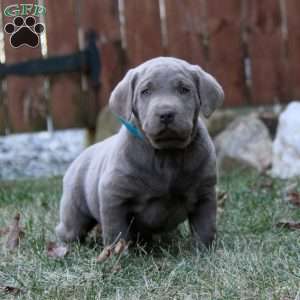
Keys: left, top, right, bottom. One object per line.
{"left": 116, "top": 116, "right": 144, "bottom": 140}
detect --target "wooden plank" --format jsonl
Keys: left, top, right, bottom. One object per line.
{"left": 164, "top": 0, "right": 205, "bottom": 65}
{"left": 206, "top": 0, "right": 245, "bottom": 106}
{"left": 2, "top": 0, "right": 46, "bottom": 132}
{"left": 45, "top": 0, "right": 83, "bottom": 129}
{"left": 285, "top": 0, "right": 300, "bottom": 99}
{"left": 244, "top": 0, "right": 288, "bottom": 104}
{"left": 80, "top": 0, "right": 124, "bottom": 110}
{"left": 124, "top": 0, "right": 163, "bottom": 67}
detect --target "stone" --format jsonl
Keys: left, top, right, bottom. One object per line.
{"left": 203, "top": 109, "right": 240, "bottom": 137}
{"left": 0, "top": 129, "right": 85, "bottom": 180}
{"left": 214, "top": 114, "right": 273, "bottom": 172}
{"left": 272, "top": 101, "right": 300, "bottom": 179}
{"left": 204, "top": 105, "right": 280, "bottom": 138}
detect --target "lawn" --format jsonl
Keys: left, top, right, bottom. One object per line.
{"left": 0, "top": 171, "right": 299, "bottom": 299}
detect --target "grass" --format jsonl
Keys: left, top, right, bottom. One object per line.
{"left": 0, "top": 172, "right": 300, "bottom": 299}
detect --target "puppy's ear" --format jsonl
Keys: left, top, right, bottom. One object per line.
{"left": 191, "top": 65, "right": 224, "bottom": 118}
{"left": 109, "top": 69, "right": 137, "bottom": 120}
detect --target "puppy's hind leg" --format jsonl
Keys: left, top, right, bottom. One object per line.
{"left": 56, "top": 193, "right": 96, "bottom": 243}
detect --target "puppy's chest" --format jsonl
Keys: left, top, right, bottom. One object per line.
{"left": 129, "top": 153, "right": 202, "bottom": 230}
{"left": 132, "top": 191, "right": 195, "bottom": 231}
{"left": 143, "top": 163, "right": 201, "bottom": 195}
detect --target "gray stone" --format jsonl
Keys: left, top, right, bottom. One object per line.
{"left": 204, "top": 106, "right": 280, "bottom": 138}
{"left": 203, "top": 109, "right": 242, "bottom": 137}
{"left": 0, "top": 129, "right": 85, "bottom": 181}
{"left": 272, "top": 101, "right": 300, "bottom": 179}
{"left": 214, "top": 114, "right": 273, "bottom": 172}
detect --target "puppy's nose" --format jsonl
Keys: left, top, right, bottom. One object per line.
{"left": 159, "top": 112, "right": 175, "bottom": 125}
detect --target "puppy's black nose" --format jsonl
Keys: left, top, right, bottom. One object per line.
{"left": 160, "top": 112, "right": 175, "bottom": 125}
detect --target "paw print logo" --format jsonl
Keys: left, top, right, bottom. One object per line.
{"left": 4, "top": 16, "right": 45, "bottom": 48}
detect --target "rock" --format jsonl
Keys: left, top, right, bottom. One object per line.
{"left": 272, "top": 101, "right": 300, "bottom": 179}
{"left": 203, "top": 109, "right": 240, "bottom": 137}
{"left": 0, "top": 129, "right": 85, "bottom": 181}
{"left": 204, "top": 106, "right": 280, "bottom": 138}
{"left": 214, "top": 114, "right": 273, "bottom": 172}
{"left": 95, "top": 105, "right": 120, "bottom": 142}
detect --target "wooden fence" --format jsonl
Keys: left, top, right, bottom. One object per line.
{"left": 0, "top": 0, "right": 299, "bottom": 134}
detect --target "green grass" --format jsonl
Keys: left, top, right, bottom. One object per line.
{"left": 0, "top": 172, "right": 300, "bottom": 299}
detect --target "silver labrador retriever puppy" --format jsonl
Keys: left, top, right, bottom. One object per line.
{"left": 56, "top": 57, "right": 224, "bottom": 248}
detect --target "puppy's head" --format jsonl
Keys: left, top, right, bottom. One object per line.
{"left": 109, "top": 57, "right": 224, "bottom": 149}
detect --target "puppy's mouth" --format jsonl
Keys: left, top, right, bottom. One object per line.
{"left": 149, "top": 129, "right": 191, "bottom": 149}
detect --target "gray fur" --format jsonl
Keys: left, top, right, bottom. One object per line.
{"left": 56, "top": 57, "right": 224, "bottom": 248}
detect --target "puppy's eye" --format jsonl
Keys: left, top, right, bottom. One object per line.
{"left": 141, "top": 88, "right": 151, "bottom": 96}
{"left": 178, "top": 86, "right": 190, "bottom": 95}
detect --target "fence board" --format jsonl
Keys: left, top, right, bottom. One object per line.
{"left": 206, "top": 0, "right": 245, "bottom": 106}
{"left": 1, "top": 0, "right": 300, "bottom": 135}
{"left": 2, "top": 0, "right": 46, "bottom": 132}
{"left": 285, "top": 0, "right": 300, "bottom": 99}
{"left": 244, "top": 0, "right": 288, "bottom": 104}
{"left": 124, "top": 0, "right": 163, "bottom": 67}
{"left": 81, "top": 0, "right": 124, "bottom": 113}
{"left": 45, "top": 0, "right": 83, "bottom": 129}
{"left": 164, "top": 0, "right": 205, "bottom": 65}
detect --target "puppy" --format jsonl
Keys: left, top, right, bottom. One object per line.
{"left": 56, "top": 57, "right": 224, "bottom": 248}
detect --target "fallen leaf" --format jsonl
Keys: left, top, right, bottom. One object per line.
{"left": 0, "top": 285, "right": 22, "bottom": 295}
{"left": 96, "top": 246, "right": 112, "bottom": 263}
{"left": 6, "top": 213, "right": 25, "bottom": 250}
{"left": 286, "top": 191, "right": 300, "bottom": 207}
{"left": 276, "top": 221, "right": 300, "bottom": 230}
{"left": 114, "top": 239, "right": 127, "bottom": 255}
{"left": 96, "top": 238, "right": 131, "bottom": 263}
{"left": 46, "top": 242, "right": 68, "bottom": 258}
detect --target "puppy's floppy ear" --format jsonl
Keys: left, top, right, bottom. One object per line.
{"left": 109, "top": 69, "right": 137, "bottom": 120}
{"left": 190, "top": 65, "right": 224, "bottom": 118}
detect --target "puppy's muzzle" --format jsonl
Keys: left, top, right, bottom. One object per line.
{"left": 159, "top": 111, "right": 175, "bottom": 125}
